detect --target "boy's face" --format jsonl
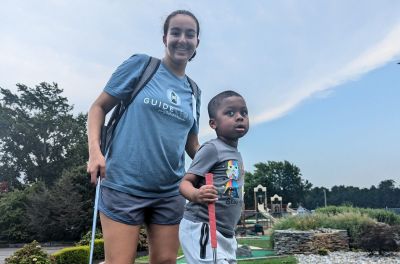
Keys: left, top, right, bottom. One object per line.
{"left": 209, "top": 96, "right": 249, "bottom": 145}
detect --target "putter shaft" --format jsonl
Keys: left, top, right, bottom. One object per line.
{"left": 89, "top": 177, "right": 101, "bottom": 264}
{"left": 205, "top": 173, "right": 218, "bottom": 264}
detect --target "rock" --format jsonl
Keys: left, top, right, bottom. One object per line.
{"left": 236, "top": 245, "right": 252, "bottom": 257}
{"left": 274, "top": 229, "right": 349, "bottom": 255}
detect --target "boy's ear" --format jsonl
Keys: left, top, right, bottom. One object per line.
{"left": 209, "top": 119, "right": 217, "bottom": 130}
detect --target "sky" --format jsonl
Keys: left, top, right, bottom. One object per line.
{"left": 1, "top": 0, "right": 399, "bottom": 189}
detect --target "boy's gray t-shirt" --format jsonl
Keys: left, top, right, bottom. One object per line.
{"left": 183, "top": 138, "right": 244, "bottom": 237}
{"left": 102, "top": 54, "right": 198, "bottom": 198}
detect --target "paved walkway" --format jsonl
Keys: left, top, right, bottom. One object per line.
{"left": 0, "top": 246, "right": 64, "bottom": 264}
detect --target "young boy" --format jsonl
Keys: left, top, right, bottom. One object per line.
{"left": 179, "top": 90, "right": 249, "bottom": 264}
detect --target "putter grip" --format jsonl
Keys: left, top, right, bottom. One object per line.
{"left": 205, "top": 173, "right": 217, "bottom": 249}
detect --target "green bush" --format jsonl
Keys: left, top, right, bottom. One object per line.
{"left": 362, "top": 208, "right": 400, "bottom": 225}
{"left": 75, "top": 230, "right": 104, "bottom": 260}
{"left": 75, "top": 229, "right": 103, "bottom": 246}
{"left": 5, "top": 240, "right": 51, "bottom": 264}
{"left": 92, "top": 239, "right": 105, "bottom": 260}
{"left": 271, "top": 212, "right": 376, "bottom": 248}
{"left": 359, "top": 223, "right": 400, "bottom": 254}
{"left": 75, "top": 226, "right": 147, "bottom": 259}
{"left": 27, "top": 165, "right": 96, "bottom": 242}
{"left": 137, "top": 227, "right": 149, "bottom": 251}
{"left": 317, "top": 248, "right": 329, "bottom": 256}
{"left": 0, "top": 188, "right": 32, "bottom": 242}
{"left": 316, "top": 206, "right": 400, "bottom": 225}
{"left": 51, "top": 246, "right": 89, "bottom": 264}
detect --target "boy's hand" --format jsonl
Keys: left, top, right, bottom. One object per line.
{"left": 193, "top": 184, "right": 218, "bottom": 204}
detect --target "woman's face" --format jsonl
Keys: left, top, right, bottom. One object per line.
{"left": 163, "top": 14, "right": 199, "bottom": 65}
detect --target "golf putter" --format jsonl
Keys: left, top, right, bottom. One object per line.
{"left": 205, "top": 173, "right": 217, "bottom": 264}
{"left": 89, "top": 177, "right": 101, "bottom": 264}
{"left": 89, "top": 126, "right": 106, "bottom": 264}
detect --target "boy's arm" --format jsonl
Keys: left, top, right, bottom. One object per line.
{"left": 180, "top": 173, "right": 218, "bottom": 204}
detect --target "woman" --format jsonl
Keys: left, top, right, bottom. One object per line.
{"left": 87, "top": 10, "right": 201, "bottom": 264}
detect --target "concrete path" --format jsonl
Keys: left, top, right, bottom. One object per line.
{"left": 0, "top": 246, "right": 64, "bottom": 264}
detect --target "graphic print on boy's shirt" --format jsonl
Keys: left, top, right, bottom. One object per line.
{"left": 223, "top": 160, "right": 240, "bottom": 199}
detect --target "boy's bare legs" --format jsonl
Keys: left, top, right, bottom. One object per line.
{"left": 100, "top": 212, "right": 140, "bottom": 264}
{"left": 147, "top": 224, "right": 180, "bottom": 264}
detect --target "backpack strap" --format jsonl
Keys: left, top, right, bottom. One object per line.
{"left": 187, "top": 76, "right": 201, "bottom": 128}
{"left": 103, "top": 56, "right": 161, "bottom": 155}
{"left": 124, "top": 56, "right": 161, "bottom": 107}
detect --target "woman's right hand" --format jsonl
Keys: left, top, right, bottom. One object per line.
{"left": 87, "top": 150, "right": 106, "bottom": 184}
{"left": 87, "top": 92, "right": 118, "bottom": 185}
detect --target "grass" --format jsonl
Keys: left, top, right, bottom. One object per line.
{"left": 239, "top": 256, "right": 297, "bottom": 263}
{"left": 136, "top": 247, "right": 183, "bottom": 262}
{"left": 316, "top": 205, "right": 400, "bottom": 225}
{"left": 237, "top": 237, "right": 272, "bottom": 250}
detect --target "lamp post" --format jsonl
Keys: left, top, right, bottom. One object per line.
{"left": 323, "top": 189, "right": 327, "bottom": 207}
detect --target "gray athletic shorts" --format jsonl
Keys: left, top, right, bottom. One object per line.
{"left": 179, "top": 218, "right": 238, "bottom": 264}
{"left": 99, "top": 186, "right": 186, "bottom": 225}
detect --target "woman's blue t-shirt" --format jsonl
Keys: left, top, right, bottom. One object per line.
{"left": 102, "top": 54, "right": 198, "bottom": 198}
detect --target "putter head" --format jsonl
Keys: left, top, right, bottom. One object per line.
{"left": 213, "top": 249, "right": 217, "bottom": 263}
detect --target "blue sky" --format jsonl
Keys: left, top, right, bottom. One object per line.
{"left": 1, "top": 1, "right": 399, "bottom": 188}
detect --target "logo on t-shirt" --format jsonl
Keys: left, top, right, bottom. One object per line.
{"left": 143, "top": 92, "right": 189, "bottom": 122}
{"left": 167, "top": 89, "right": 181, "bottom": 105}
{"left": 224, "top": 160, "right": 240, "bottom": 199}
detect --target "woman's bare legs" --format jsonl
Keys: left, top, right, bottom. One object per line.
{"left": 100, "top": 212, "right": 140, "bottom": 264}
{"left": 147, "top": 224, "right": 180, "bottom": 264}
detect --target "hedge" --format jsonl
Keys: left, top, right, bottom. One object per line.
{"left": 52, "top": 246, "right": 89, "bottom": 264}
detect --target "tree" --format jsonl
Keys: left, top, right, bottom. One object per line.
{"left": 26, "top": 165, "right": 95, "bottom": 241}
{"left": 244, "top": 160, "right": 312, "bottom": 209}
{"left": 303, "top": 187, "right": 328, "bottom": 209}
{"left": 0, "top": 82, "right": 88, "bottom": 187}
{"left": 377, "top": 179, "right": 397, "bottom": 208}
{"left": 0, "top": 187, "right": 33, "bottom": 242}
{"left": 378, "top": 179, "right": 395, "bottom": 190}
{"left": 305, "top": 180, "right": 400, "bottom": 209}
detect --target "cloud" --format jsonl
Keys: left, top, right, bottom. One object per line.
{"left": 250, "top": 23, "right": 400, "bottom": 127}
{"left": 0, "top": 36, "right": 111, "bottom": 112}
{"left": 2, "top": 1, "right": 400, "bottom": 136}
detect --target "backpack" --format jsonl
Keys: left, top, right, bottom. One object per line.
{"left": 100, "top": 56, "right": 201, "bottom": 155}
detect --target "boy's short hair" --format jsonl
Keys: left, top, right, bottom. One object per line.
{"left": 208, "top": 90, "right": 243, "bottom": 118}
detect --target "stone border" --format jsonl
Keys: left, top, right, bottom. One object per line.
{"left": 274, "top": 228, "right": 349, "bottom": 255}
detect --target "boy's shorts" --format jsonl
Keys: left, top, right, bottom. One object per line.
{"left": 179, "top": 218, "right": 238, "bottom": 264}
{"left": 99, "top": 186, "right": 185, "bottom": 225}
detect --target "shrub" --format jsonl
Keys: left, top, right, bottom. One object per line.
{"left": 137, "top": 228, "right": 148, "bottom": 251}
{"left": 5, "top": 240, "right": 51, "bottom": 264}
{"left": 317, "top": 248, "right": 329, "bottom": 256}
{"left": 27, "top": 165, "right": 95, "bottom": 242}
{"left": 75, "top": 230, "right": 104, "bottom": 260}
{"left": 51, "top": 246, "right": 89, "bottom": 264}
{"left": 322, "top": 213, "right": 375, "bottom": 247}
{"left": 75, "top": 226, "right": 147, "bottom": 259}
{"left": 0, "top": 188, "right": 32, "bottom": 242}
{"left": 75, "top": 229, "right": 103, "bottom": 246}
{"left": 271, "top": 212, "right": 376, "bottom": 248}
{"left": 362, "top": 208, "right": 400, "bottom": 226}
{"left": 316, "top": 206, "right": 400, "bottom": 225}
{"left": 359, "top": 223, "right": 400, "bottom": 255}
{"left": 92, "top": 239, "right": 105, "bottom": 260}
